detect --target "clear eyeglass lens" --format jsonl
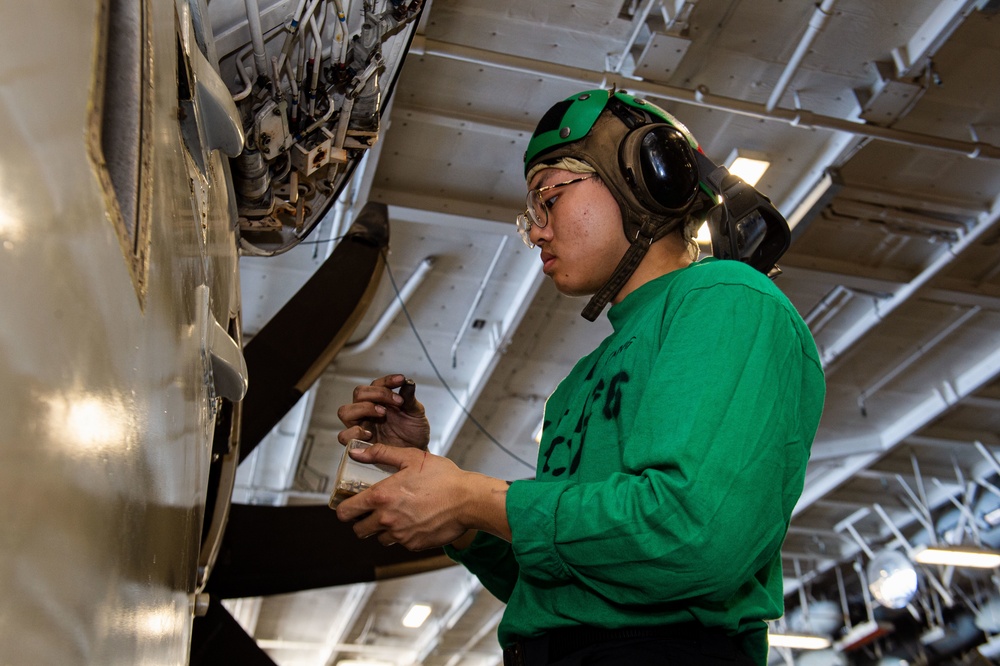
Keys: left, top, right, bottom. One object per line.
{"left": 518, "top": 176, "right": 594, "bottom": 248}
{"left": 526, "top": 189, "right": 547, "bottom": 228}
{"left": 515, "top": 213, "right": 534, "bottom": 248}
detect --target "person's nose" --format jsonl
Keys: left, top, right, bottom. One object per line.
{"left": 529, "top": 216, "right": 553, "bottom": 246}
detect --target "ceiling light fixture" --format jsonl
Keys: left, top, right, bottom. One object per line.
{"left": 912, "top": 545, "right": 1000, "bottom": 568}
{"left": 725, "top": 149, "right": 770, "bottom": 186}
{"left": 768, "top": 632, "right": 832, "bottom": 650}
{"left": 402, "top": 603, "right": 432, "bottom": 628}
{"left": 867, "top": 549, "right": 918, "bottom": 609}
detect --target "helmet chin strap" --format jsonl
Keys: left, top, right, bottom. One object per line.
{"left": 580, "top": 211, "right": 681, "bottom": 321}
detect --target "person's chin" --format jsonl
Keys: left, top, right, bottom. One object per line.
{"left": 550, "top": 278, "right": 591, "bottom": 298}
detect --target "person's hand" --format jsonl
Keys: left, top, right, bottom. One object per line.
{"left": 337, "top": 374, "right": 430, "bottom": 449}
{"left": 335, "top": 444, "right": 511, "bottom": 550}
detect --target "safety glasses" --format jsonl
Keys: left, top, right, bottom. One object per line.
{"left": 514, "top": 174, "right": 595, "bottom": 247}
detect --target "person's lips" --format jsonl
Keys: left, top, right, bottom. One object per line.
{"left": 540, "top": 250, "right": 556, "bottom": 273}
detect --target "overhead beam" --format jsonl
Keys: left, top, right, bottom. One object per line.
{"left": 817, "top": 198, "right": 1000, "bottom": 367}
{"left": 922, "top": 285, "right": 1000, "bottom": 311}
{"left": 891, "top": 0, "right": 982, "bottom": 77}
{"left": 408, "top": 36, "right": 1000, "bottom": 159}
{"left": 906, "top": 431, "right": 1000, "bottom": 449}
{"left": 808, "top": 433, "right": 886, "bottom": 462}
{"left": 779, "top": 257, "right": 911, "bottom": 294}
{"left": 391, "top": 104, "right": 530, "bottom": 139}
{"left": 385, "top": 201, "right": 509, "bottom": 234}
{"left": 842, "top": 182, "right": 992, "bottom": 217}
{"left": 373, "top": 189, "right": 514, "bottom": 231}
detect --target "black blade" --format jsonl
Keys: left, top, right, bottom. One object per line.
{"left": 239, "top": 201, "right": 390, "bottom": 462}
{"left": 190, "top": 595, "right": 278, "bottom": 666}
{"left": 205, "top": 504, "right": 454, "bottom": 599}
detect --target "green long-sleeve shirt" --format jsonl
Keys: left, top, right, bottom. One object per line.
{"left": 447, "top": 258, "right": 825, "bottom": 664}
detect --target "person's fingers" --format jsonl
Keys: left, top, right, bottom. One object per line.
{"left": 398, "top": 378, "right": 416, "bottom": 408}
{"left": 337, "top": 400, "right": 388, "bottom": 427}
{"left": 336, "top": 425, "right": 372, "bottom": 446}
{"left": 348, "top": 388, "right": 404, "bottom": 417}
{"left": 357, "top": 525, "right": 379, "bottom": 539}
{"left": 352, "top": 376, "right": 407, "bottom": 404}
{"left": 369, "top": 373, "right": 406, "bottom": 389}
{"left": 336, "top": 491, "right": 375, "bottom": 523}
{"left": 349, "top": 442, "right": 424, "bottom": 469}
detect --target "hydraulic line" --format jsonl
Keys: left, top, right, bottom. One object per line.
{"left": 243, "top": 0, "right": 268, "bottom": 79}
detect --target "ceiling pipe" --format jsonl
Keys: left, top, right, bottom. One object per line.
{"left": 407, "top": 36, "right": 1000, "bottom": 160}
{"left": 451, "top": 237, "right": 508, "bottom": 368}
{"left": 767, "top": 0, "right": 838, "bottom": 113}
{"left": 339, "top": 256, "right": 436, "bottom": 356}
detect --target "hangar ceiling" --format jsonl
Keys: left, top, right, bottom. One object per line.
{"left": 213, "top": 1, "right": 1000, "bottom": 663}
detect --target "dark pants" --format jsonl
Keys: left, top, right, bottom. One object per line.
{"left": 502, "top": 624, "right": 755, "bottom": 666}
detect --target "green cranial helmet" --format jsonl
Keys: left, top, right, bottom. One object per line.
{"left": 524, "top": 89, "right": 701, "bottom": 179}
{"left": 523, "top": 88, "right": 712, "bottom": 320}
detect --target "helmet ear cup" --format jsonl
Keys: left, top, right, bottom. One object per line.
{"left": 619, "top": 124, "right": 700, "bottom": 215}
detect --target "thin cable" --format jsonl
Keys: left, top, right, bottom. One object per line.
{"left": 380, "top": 248, "right": 536, "bottom": 471}
{"left": 280, "top": 235, "right": 536, "bottom": 470}
{"left": 294, "top": 233, "right": 349, "bottom": 245}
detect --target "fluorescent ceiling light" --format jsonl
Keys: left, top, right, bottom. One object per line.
{"left": 402, "top": 603, "right": 432, "bottom": 628}
{"left": 768, "top": 633, "right": 832, "bottom": 650}
{"left": 913, "top": 545, "right": 1000, "bottom": 568}
{"left": 725, "top": 149, "right": 770, "bottom": 186}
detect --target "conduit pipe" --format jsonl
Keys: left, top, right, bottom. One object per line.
{"left": 406, "top": 36, "right": 1000, "bottom": 160}
{"left": 331, "top": 0, "right": 349, "bottom": 64}
{"left": 278, "top": 0, "right": 323, "bottom": 74}
{"left": 451, "top": 238, "right": 508, "bottom": 368}
{"left": 232, "top": 43, "right": 256, "bottom": 101}
{"left": 339, "top": 257, "right": 436, "bottom": 355}
{"left": 766, "top": 0, "right": 838, "bottom": 113}
{"left": 243, "top": 0, "right": 269, "bottom": 79}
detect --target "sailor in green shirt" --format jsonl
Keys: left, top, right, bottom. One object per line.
{"left": 335, "top": 88, "right": 825, "bottom": 665}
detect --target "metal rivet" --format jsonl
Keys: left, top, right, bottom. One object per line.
{"left": 636, "top": 99, "right": 646, "bottom": 105}
{"left": 578, "top": 93, "right": 590, "bottom": 100}
{"left": 559, "top": 127, "right": 571, "bottom": 139}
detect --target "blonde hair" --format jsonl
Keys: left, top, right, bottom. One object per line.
{"left": 525, "top": 157, "right": 595, "bottom": 184}
{"left": 529, "top": 157, "right": 706, "bottom": 262}
{"left": 681, "top": 215, "right": 703, "bottom": 261}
